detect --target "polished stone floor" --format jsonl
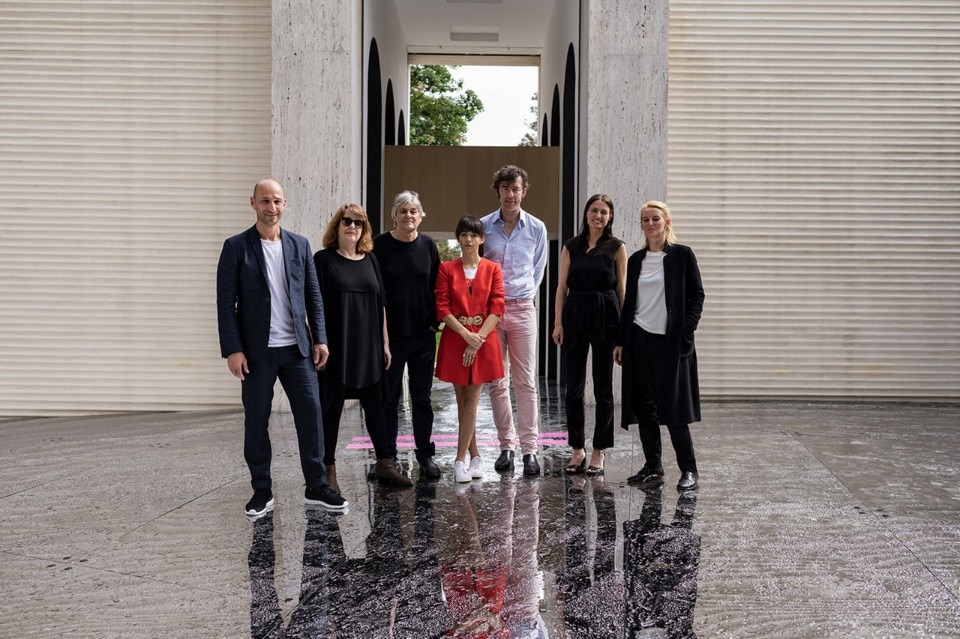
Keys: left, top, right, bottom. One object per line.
{"left": 1, "top": 382, "right": 958, "bottom": 638}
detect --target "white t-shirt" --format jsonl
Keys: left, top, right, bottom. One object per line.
{"left": 633, "top": 251, "right": 668, "bottom": 335}
{"left": 261, "top": 239, "right": 297, "bottom": 347}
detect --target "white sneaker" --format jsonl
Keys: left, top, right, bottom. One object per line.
{"left": 454, "top": 460, "right": 471, "bottom": 483}
{"left": 469, "top": 456, "right": 483, "bottom": 479}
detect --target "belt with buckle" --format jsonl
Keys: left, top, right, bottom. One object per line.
{"left": 457, "top": 315, "right": 484, "bottom": 327}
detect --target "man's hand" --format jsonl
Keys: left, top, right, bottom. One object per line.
{"left": 613, "top": 345, "right": 623, "bottom": 366}
{"left": 227, "top": 352, "right": 249, "bottom": 380}
{"left": 313, "top": 343, "right": 329, "bottom": 370}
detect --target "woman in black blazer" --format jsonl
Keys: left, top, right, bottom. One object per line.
{"left": 613, "top": 200, "right": 705, "bottom": 491}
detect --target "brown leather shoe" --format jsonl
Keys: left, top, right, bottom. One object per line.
{"left": 325, "top": 463, "right": 340, "bottom": 495}
{"left": 375, "top": 459, "right": 413, "bottom": 487}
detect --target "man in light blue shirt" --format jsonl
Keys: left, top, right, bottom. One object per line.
{"left": 481, "top": 165, "right": 548, "bottom": 475}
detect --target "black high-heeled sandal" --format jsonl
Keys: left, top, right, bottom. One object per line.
{"left": 585, "top": 450, "right": 605, "bottom": 476}
{"left": 565, "top": 457, "right": 586, "bottom": 474}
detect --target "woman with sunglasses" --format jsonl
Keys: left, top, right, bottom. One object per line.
{"left": 314, "top": 204, "right": 413, "bottom": 493}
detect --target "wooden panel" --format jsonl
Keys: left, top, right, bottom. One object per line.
{"left": 384, "top": 146, "right": 560, "bottom": 237}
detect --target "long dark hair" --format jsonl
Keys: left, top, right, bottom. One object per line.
{"left": 569, "top": 193, "right": 617, "bottom": 255}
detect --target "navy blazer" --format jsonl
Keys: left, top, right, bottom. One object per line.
{"left": 216, "top": 225, "right": 327, "bottom": 361}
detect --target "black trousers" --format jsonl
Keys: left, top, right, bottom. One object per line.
{"left": 629, "top": 325, "right": 698, "bottom": 473}
{"left": 381, "top": 332, "right": 437, "bottom": 460}
{"left": 241, "top": 345, "right": 326, "bottom": 490}
{"left": 320, "top": 377, "right": 391, "bottom": 465}
{"left": 563, "top": 325, "right": 616, "bottom": 449}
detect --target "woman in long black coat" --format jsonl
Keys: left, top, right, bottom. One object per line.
{"left": 613, "top": 200, "right": 705, "bottom": 491}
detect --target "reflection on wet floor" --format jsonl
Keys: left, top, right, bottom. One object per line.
{"left": 249, "top": 481, "right": 707, "bottom": 638}
{"left": 246, "top": 379, "right": 704, "bottom": 638}
{"left": 249, "top": 479, "right": 698, "bottom": 638}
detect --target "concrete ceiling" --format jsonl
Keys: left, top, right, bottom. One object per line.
{"left": 393, "top": 0, "right": 558, "bottom": 62}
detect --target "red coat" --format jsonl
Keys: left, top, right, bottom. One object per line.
{"left": 435, "top": 258, "right": 506, "bottom": 385}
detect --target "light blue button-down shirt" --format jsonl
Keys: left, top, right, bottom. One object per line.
{"left": 481, "top": 208, "right": 548, "bottom": 300}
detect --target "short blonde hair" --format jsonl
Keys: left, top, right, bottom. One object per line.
{"left": 640, "top": 199, "right": 677, "bottom": 247}
{"left": 322, "top": 203, "right": 374, "bottom": 254}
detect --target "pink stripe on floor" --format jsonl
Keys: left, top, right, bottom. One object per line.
{"left": 346, "top": 434, "right": 569, "bottom": 450}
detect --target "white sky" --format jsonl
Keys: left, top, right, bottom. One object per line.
{"left": 453, "top": 65, "right": 539, "bottom": 146}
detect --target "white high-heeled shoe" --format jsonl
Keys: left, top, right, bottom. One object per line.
{"left": 453, "top": 460, "right": 471, "bottom": 483}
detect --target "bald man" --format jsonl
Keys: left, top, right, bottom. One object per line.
{"left": 217, "top": 179, "right": 346, "bottom": 516}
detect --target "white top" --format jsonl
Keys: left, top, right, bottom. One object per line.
{"left": 633, "top": 251, "right": 668, "bottom": 335}
{"left": 462, "top": 266, "right": 478, "bottom": 279}
{"left": 261, "top": 239, "right": 297, "bottom": 347}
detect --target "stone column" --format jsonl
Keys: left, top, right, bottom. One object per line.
{"left": 582, "top": 0, "right": 668, "bottom": 252}
{"left": 271, "top": 0, "right": 363, "bottom": 413}
{"left": 581, "top": 0, "right": 668, "bottom": 407}
{"left": 272, "top": 0, "right": 363, "bottom": 240}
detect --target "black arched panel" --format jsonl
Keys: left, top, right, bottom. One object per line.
{"left": 398, "top": 110, "right": 406, "bottom": 146}
{"left": 385, "top": 80, "right": 396, "bottom": 146}
{"left": 541, "top": 113, "right": 549, "bottom": 147}
{"left": 550, "top": 85, "right": 561, "bottom": 147}
{"left": 562, "top": 44, "right": 577, "bottom": 245}
{"left": 366, "top": 39, "right": 383, "bottom": 231}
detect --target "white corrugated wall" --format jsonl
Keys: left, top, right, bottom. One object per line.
{"left": 0, "top": 1, "right": 271, "bottom": 415}
{"left": 669, "top": 1, "right": 960, "bottom": 400}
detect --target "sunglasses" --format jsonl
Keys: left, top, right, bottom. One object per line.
{"left": 340, "top": 217, "right": 364, "bottom": 228}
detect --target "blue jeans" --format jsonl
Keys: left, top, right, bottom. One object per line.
{"left": 241, "top": 345, "right": 326, "bottom": 490}
{"left": 381, "top": 332, "right": 437, "bottom": 459}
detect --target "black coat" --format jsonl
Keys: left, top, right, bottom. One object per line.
{"left": 617, "top": 243, "right": 705, "bottom": 428}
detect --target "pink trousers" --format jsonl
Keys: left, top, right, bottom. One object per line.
{"left": 487, "top": 299, "right": 540, "bottom": 455}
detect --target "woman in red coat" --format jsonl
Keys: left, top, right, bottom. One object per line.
{"left": 436, "top": 216, "right": 506, "bottom": 483}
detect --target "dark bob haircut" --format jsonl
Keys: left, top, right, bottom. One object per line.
{"left": 455, "top": 215, "right": 485, "bottom": 238}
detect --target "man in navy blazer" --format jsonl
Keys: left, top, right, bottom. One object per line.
{"left": 217, "top": 178, "right": 346, "bottom": 516}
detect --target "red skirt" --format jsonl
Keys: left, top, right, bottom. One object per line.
{"left": 435, "top": 325, "right": 504, "bottom": 386}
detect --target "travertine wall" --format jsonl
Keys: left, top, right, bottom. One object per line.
{"left": 582, "top": 0, "right": 668, "bottom": 253}
{"left": 272, "top": 0, "right": 363, "bottom": 242}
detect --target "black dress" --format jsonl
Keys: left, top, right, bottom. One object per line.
{"left": 313, "top": 249, "right": 390, "bottom": 463}
{"left": 314, "top": 250, "right": 385, "bottom": 388}
{"left": 561, "top": 238, "right": 623, "bottom": 449}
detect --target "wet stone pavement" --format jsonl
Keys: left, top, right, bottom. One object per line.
{"left": 1, "top": 381, "right": 958, "bottom": 638}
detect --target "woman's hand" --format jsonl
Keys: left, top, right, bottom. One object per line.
{"left": 462, "top": 330, "right": 484, "bottom": 350}
{"left": 462, "top": 345, "right": 479, "bottom": 367}
{"left": 552, "top": 324, "right": 563, "bottom": 346}
{"left": 613, "top": 345, "right": 623, "bottom": 366}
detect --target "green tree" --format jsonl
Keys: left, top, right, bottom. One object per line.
{"left": 519, "top": 92, "right": 540, "bottom": 147}
{"left": 410, "top": 65, "right": 483, "bottom": 146}
{"left": 436, "top": 239, "right": 461, "bottom": 262}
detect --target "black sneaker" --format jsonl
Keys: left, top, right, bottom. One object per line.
{"left": 245, "top": 489, "right": 274, "bottom": 517}
{"left": 627, "top": 466, "right": 665, "bottom": 486}
{"left": 304, "top": 485, "right": 349, "bottom": 511}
